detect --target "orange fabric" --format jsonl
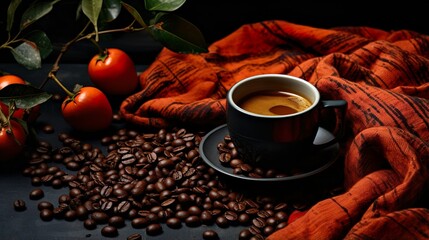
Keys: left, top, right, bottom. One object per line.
{"left": 120, "top": 21, "right": 429, "bottom": 239}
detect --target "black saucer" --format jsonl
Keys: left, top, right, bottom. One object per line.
{"left": 199, "top": 124, "right": 340, "bottom": 183}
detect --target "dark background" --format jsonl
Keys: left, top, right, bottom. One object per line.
{"left": 0, "top": 1, "right": 428, "bottom": 239}
{"left": 1, "top": 0, "right": 429, "bottom": 65}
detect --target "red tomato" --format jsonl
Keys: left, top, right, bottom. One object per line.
{"left": 0, "top": 74, "right": 26, "bottom": 89}
{"left": 0, "top": 119, "right": 27, "bottom": 161}
{"left": 88, "top": 48, "right": 138, "bottom": 96}
{"left": 0, "top": 74, "right": 40, "bottom": 122}
{"left": 61, "top": 86, "right": 113, "bottom": 132}
{"left": 287, "top": 210, "right": 308, "bottom": 224}
{"left": 0, "top": 74, "right": 26, "bottom": 118}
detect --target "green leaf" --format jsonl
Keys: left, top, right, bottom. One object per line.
{"left": 145, "top": 0, "right": 186, "bottom": 12}
{"left": 7, "top": 0, "right": 21, "bottom": 32}
{"left": 121, "top": 1, "right": 147, "bottom": 28}
{"left": 0, "top": 84, "right": 51, "bottom": 109}
{"left": 148, "top": 13, "right": 208, "bottom": 53}
{"left": 82, "top": 0, "right": 103, "bottom": 41}
{"left": 20, "top": 0, "right": 61, "bottom": 30}
{"left": 100, "top": 0, "right": 121, "bottom": 22}
{"left": 25, "top": 30, "right": 53, "bottom": 59}
{"left": 11, "top": 41, "right": 42, "bottom": 70}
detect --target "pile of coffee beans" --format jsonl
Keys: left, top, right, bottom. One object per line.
{"left": 15, "top": 124, "right": 342, "bottom": 239}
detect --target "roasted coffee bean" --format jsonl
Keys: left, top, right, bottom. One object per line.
{"left": 53, "top": 203, "right": 68, "bottom": 219}
{"left": 101, "top": 225, "right": 118, "bottom": 237}
{"left": 238, "top": 213, "right": 251, "bottom": 225}
{"left": 64, "top": 209, "right": 77, "bottom": 221}
{"left": 175, "top": 210, "right": 189, "bottom": 220}
{"left": 117, "top": 200, "right": 131, "bottom": 214}
{"left": 200, "top": 210, "right": 214, "bottom": 225}
{"left": 41, "top": 124, "right": 55, "bottom": 134}
{"left": 127, "top": 233, "right": 142, "bottom": 240}
{"left": 215, "top": 215, "right": 229, "bottom": 228}
{"left": 108, "top": 215, "right": 125, "bottom": 228}
{"left": 263, "top": 225, "right": 275, "bottom": 236}
{"left": 224, "top": 210, "right": 238, "bottom": 223}
{"left": 39, "top": 208, "right": 54, "bottom": 221}
{"left": 58, "top": 194, "right": 70, "bottom": 204}
{"left": 13, "top": 199, "right": 27, "bottom": 211}
{"left": 274, "top": 210, "right": 288, "bottom": 222}
{"left": 202, "top": 230, "right": 219, "bottom": 240}
{"left": 146, "top": 212, "right": 159, "bottom": 224}
{"left": 131, "top": 217, "right": 148, "bottom": 229}
{"left": 29, "top": 188, "right": 44, "bottom": 200}
{"left": 31, "top": 177, "right": 42, "bottom": 186}
{"left": 292, "top": 202, "right": 307, "bottom": 210}
{"left": 250, "top": 234, "right": 265, "bottom": 240}
{"left": 185, "top": 215, "right": 201, "bottom": 227}
{"left": 265, "top": 216, "right": 277, "bottom": 226}
{"left": 100, "top": 185, "right": 113, "bottom": 197}
{"left": 276, "top": 221, "right": 288, "bottom": 230}
{"left": 249, "top": 225, "right": 261, "bottom": 235}
{"left": 252, "top": 217, "right": 266, "bottom": 228}
{"left": 100, "top": 200, "right": 113, "bottom": 212}
{"left": 51, "top": 179, "right": 63, "bottom": 188}
{"left": 91, "top": 211, "right": 109, "bottom": 224}
{"left": 239, "top": 228, "right": 253, "bottom": 240}
{"left": 166, "top": 217, "right": 182, "bottom": 229}
{"left": 146, "top": 223, "right": 163, "bottom": 236}
{"left": 188, "top": 205, "right": 202, "bottom": 216}
{"left": 75, "top": 205, "right": 88, "bottom": 219}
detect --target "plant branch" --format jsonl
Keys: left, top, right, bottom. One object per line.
{"left": 38, "top": 21, "right": 91, "bottom": 89}
{"left": 77, "top": 25, "right": 145, "bottom": 42}
{"left": 48, "top": 72, "right": 74, "bottom": 98}
{"left": 38, "top": 21, "right": 145, "bottom": 92}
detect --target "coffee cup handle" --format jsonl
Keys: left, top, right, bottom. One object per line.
{"left": 312, "top": 100, "right": 347, "bottom": 150}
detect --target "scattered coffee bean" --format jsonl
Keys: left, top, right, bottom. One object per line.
{"left": 41, "top": 124, "right": 55, "bottom": 134}
{"left": 127, "top": 233, "right": 142, "bottom": 240}
{"left": 91, "top": 211, "right": 109, "bottom": 224}
{"left": 39, "top": 208, "right": 54, "bottom": 221}
{"left": 185, "top": 215, "right": 201, "bottom": 227}
{"left": 146, "top": 223, "right": 163, "bottom": 236}
{"left": 215, "top": 215, "right": 229, "bottom": 228}
{"left": 112, "top": 113, "right": 122, "bottom": 122}
{"left": 29, "top": 188, "right": 44, "bottom": 200}
{"left": 83, "top": 218, "right": 97, "bottom": 230}
{"left": 239, "top": 228, "right": 252, "bottom": 240}
{"left": 202, "top": 230, "right": 219, "bottom": 240}
{"left": 64, "top": 209, "right": 77, "bottom": 221}
{"left": 108, "top": 215, "right": 125, "bottom": 228}
{"left": 166, "top": 217, "right": 182, "bottom": 229}
{"left": 101, "top": 225, "right": 118, "bottom": 237}
{"left": 13, "top": 199, "right": 27, "bottom": 211}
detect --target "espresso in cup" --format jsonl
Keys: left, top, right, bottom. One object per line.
{"left": 237, "top": 90, "right": 312, "bottom": 116}
{"left": 226, "top": 74, "right": 347, "bottom": 168}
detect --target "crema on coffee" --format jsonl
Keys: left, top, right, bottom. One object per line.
{"left": 237, "top": 90, "right": 312, "bottom": 116}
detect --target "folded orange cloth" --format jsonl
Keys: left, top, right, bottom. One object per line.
{"left": 120, "top": 21, "right": 429, "bottom": 239}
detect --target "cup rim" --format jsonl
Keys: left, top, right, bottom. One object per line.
{"left": 227, "top": 74, "right": 320, "bottom": 118}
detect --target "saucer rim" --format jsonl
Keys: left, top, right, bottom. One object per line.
{"left": 199, "top": 124, "right": 340, "bottom": 182}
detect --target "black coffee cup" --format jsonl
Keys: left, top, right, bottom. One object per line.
{"left": 226, "top": 74, "right": 347, "bottom": 167}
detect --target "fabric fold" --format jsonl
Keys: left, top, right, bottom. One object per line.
{"left": 119, "top": 20, "right": 429, "bottom": 239}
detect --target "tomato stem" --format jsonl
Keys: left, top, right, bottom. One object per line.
{"left": 48, "top": 73, "right": 74, "bottom": 98}
{"left": 0, "top": 107, "right": 8, "bottom": 127}
{"left": 89, "top": 38, "right": 106, "bottom": 56}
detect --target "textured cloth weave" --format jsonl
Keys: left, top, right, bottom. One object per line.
{"left": 120, "top": 21, "right": 429, "bottom": 239}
